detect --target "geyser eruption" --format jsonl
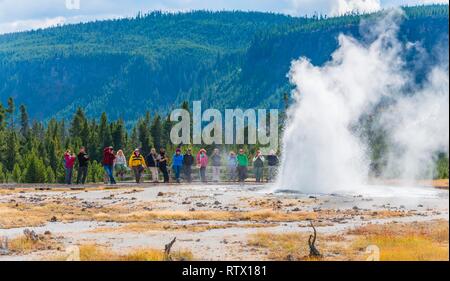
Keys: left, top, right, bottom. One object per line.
{"left": 276, "top": 9, "right": 449, "bottom": 194}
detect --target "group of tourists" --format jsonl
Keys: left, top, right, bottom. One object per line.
{"left": 63, "top": 146, "right": 279, "bottom": 185}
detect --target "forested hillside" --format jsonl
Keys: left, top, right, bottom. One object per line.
{"left": 0, "top": 5, "right": 448, "bottom": 123}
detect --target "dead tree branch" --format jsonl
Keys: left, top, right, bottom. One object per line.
{"left": 164, "top": 237, "right": 177, "bottom": 261}
{"left": 308, "top": 221, "right": 322, "bottom": 258}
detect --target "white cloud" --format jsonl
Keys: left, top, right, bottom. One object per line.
{"left": 0, "top": 17, "right": 66, "bottom": 34}
{"left": 0, "top": 13, "right": 123, "bottom": 34}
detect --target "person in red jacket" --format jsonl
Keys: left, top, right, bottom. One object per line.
{"left": 102, "top": 146, "right": 117, "bottom": 184}
{"left": 64, "top": 150, "right": 76, "bottom": 185}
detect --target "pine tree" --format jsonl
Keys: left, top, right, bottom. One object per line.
{"left": 111, "top": 119, "right": 126, "bottom": 150}
{"left": 128, "top": 126, "right": 139, "bottom": 153}
{"left": 0, "top": 171, "right": 5, "bottom": 183}
{"left": 46, "top": 138, "right": 60, "bottom": 172}
{"left": 0, "top": 103, "right": 6, "bottom": 131}
{"left": 19, "top": 104, "right": 30, "bottom": 140}
{"left": 151, "top": 114, "right": 163, "bottom": 150}
{"left": 138, "top": 112, "right": 152, "bottom": 155}
{"left": 46, "top": 166, "right": 56, "bottom": 183}
{"left": 0, "top": 162, "right": 5, "bottom": 183}
{"left": 87, "top": 120, "right": 100, "bottom": 161}
{"left": 12, "top": 163, "right": 22, "bottom": 183}
{"left": 161, "top": 115, "right": 173, "bottom": 149}
{"left": 99, "top": 112, "right": 113, "bottom": 149}
{"left": 88, "top": 161, "right": 105, "bottom": 183}
{"left": 6, "top": 97, "right": 15, "bottom": 130}
{"left": 5, "top": 131, "right": 20, "bottom": 172}
{"left": 70, "top": 107, "right": 89, "bottom": 146}
{"left": 23, "top": 153, "right": 47, "bottom": 183}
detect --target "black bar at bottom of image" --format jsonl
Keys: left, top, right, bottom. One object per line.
{"left": 1, "top": 261, "right": 449, "bottom": 280}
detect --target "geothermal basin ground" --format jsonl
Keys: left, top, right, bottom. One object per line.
{"left": 0, "top": 182, "right": 448, "bottom": 261}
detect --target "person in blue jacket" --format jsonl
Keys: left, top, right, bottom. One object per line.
{"left": 172, "top": 148, "right": 184, "bottom": 183}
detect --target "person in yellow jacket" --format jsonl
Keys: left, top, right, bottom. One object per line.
{"left": 129, "top": 149, "right": 147, "bottom": 184}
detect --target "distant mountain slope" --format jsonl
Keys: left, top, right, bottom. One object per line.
{"left": 0, "top": 5, "right": 448, "bottom": 122}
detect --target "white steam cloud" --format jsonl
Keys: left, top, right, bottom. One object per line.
{"left": 276, "top": 9, "right": 449, "bottom": 193}
{"left": 380, "top": 66, "right": 449, "bottom": 180}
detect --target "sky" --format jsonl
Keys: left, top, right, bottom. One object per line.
{"left": 0, "top": 0, "right": 448, "bottom": 34}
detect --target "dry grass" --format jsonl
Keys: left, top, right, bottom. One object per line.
{"left": 8, "top": 234, "right": 61, "bottom": 254}
{"left": 0, "top": 202, "right": 319, "bottom": 229}
{"left": 245, "top": 198, "right": 316, "bottom": 209}
{"left": 353, "top": 236, "right": 448, "bottom": 261}
{"left": 0, "top": 196, "right": 413, "bottom": 229}
{"left": 0, "top": 202, "right": 109, "bottom": 228}
{"left": 53, "top": 244, "right": 194, "bottom": 261}
{"left": 248, "top": 232, "right": 313, "bottom": 261}
{"left": 372, "top": 179, "right": 449, "bottom": 189}
{"left": 248, "top": 220, "right": 449, "bottom": 261}
{"left": 99, "top": 208, "right": 390, "bottom": 223}
{"left": 432, "top": 179, "right": 449, "bottom": 189}
{"left": 0, "top": 185, "right": 415, "bottom": 229}
{"left": 0, "top": 189, "right": 19, "bottom": 196}
{"left": 349, "top": 220, "right": 449, "bottom": 261}
{"left": 247, "top": 231, "right": 352, "bottom": 261}
{"left": 89, "top": 221, "right": 278, "bottom": 234}
{"left": 0, "top": 205, "right": 51, "bottom": 229}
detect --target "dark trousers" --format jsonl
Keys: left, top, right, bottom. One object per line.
{"left": 77, "top": 166, "right": 88, "bottom": 184}
{"left": 238, "top": 166, "right": 247, "bottom": 183}
{"left": 183, "top": 165, "right": 192, "bottom": 183}
{"left": 160, "top": 165, "right": 169, "bottom": 183}
{"left": 200, "top": 167, "right": 207, "bottom": 183}
{"left": 133, "top": 166, "right": 144, "bottom": 183}
{"left": 254, "top": 166, "right": 264, "bottom": 182}
{"left": 65, "top": 168, "right": 73, "bottom": 185}
{"left": 228, "top": 166, "right": 238, "bottom": 182}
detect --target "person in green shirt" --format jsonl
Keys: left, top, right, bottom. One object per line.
{"left": 237, "top": 149, "right": 248, "bottom": 184}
